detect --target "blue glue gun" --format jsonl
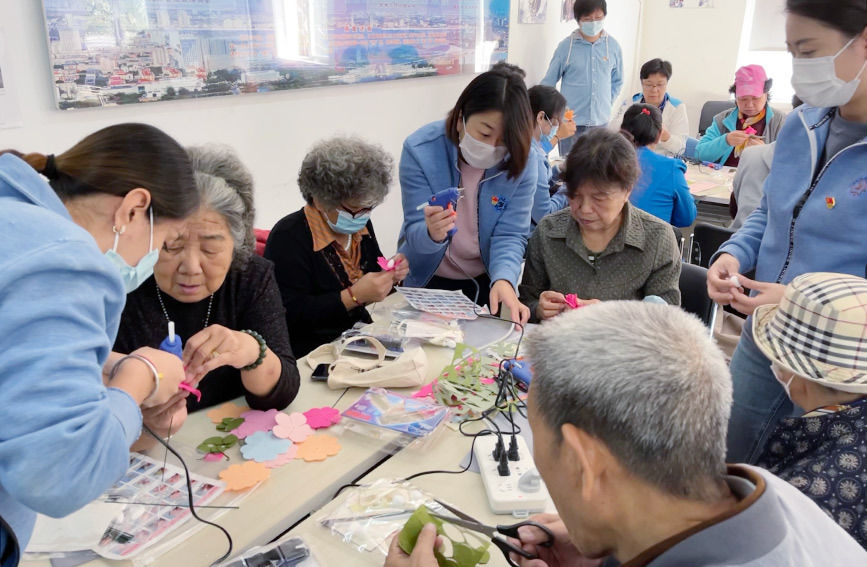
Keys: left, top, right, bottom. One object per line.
{"left": 701, "top": 161, "right": 722, "bottom": 170}
{"left": 417, "top": 187, "right": 463, "bottom": 238}
{"left": 159, "top": 321, "right": 183, "bottom": 359}
{"left": 503, "top": 359, "right": 532, "bottom": 390}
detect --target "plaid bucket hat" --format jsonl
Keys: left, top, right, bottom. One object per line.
{"left": 753, "top": 272, "right": 867, "bottom": 394}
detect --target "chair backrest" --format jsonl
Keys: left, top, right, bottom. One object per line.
{"left": 679, "top": 262, "right": 716, "bottom": 329}
{"left": 698, "top": 100, "right": 736, "bottom": 136}
{"left": 689, "top": 222, "right": 736, "bottom": 268}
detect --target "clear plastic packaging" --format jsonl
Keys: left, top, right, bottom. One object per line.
{"left": 315, "top": 479, "right": 447, "bottom": 556}
{"left": 340, "top": 388, "right": 450, "bottom": 450}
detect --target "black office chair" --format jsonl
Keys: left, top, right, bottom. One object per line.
{"left": 698, "top": 100, "right": 736, "bottom": 137}
{"left": 679, "top": 262, "right": 717, "bottom": 332}
{"left": 689, "top": 222, "right": 736, "bottom": 268}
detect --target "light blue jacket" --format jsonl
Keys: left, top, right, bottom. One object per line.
{"left": 695, "top": 105, "right": 786, "bottom": 164}
{"left": 0, "top": 154, "right": 141, "bottom": 551}
{"left": 632, "top": 147, "right": 697, "bottom": 228}
{"left": 530, "top": 138, "right": 568, "bottom": 224}
{"left": 397, "top": 120, "right": 536, "bottom": 289}
{"left": 540, "top": 31, "right": 623, "bottom": 126}
{"left": 716, "top": 106, "right": 867, "bottom": 284}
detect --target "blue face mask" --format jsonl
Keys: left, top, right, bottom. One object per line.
{"left": 327, "top": 209, "right": 371, "bottom": 235}
{"left": 580, "top": 19, "right": 604, "bottom": 37}
{"left": 538, "top": 115, "right": 558, "bottom": 154}
{"left": 105, "top": 207, "right": 159, "bottom": 294}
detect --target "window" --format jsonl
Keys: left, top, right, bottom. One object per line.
{"left": 737, "top": 0, "right": 795, "bottom": 106}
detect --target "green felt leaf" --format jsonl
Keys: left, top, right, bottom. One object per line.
{"left": 216, "top": 417, "right": 244, "bottom": 432}
{"left": 196, "top": 434, "right": 238, "bottom": 454}
{"left": 398, "top": 506, "right": 491, "bottom": 567}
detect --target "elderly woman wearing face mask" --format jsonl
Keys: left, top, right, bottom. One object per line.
{"left": 695, "top": 64, "right": 787, "bottom": 167}
{"left": 266, "top": 136, "right": 408, "bottom": 357}
{"left": 115, "top": 145, "right": 301, "bottom": 450}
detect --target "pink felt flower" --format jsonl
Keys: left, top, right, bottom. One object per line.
{"left": 412, "top": 381, "right": 436, "bottom": 399}
{"left": 232, "top": 409, "right": 280, "bottom": 439}
{"left": 377, "top": 256, "right": 397, "bottom": 271}
{"left": 564, "top": 294, "right": 581, "bottom": 310}
{"left": 272, "top": 412, "right": 314, "bottom": 442}
{"left": 303, "top": 407, "right": 342, "bottom": 429}
{"left": 263, "top": 444, "right": 299, "bottom": 468}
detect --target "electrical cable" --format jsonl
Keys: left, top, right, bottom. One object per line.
{"left": 144, "top": 424, "right": 233, "bottom": 567}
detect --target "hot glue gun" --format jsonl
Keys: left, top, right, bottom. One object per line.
{"left": 416, "top": 187, "right": 463, "bottom": 237}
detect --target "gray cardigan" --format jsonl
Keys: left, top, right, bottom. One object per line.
{"left": 519, "top": 203, "right": 681, "bottom": 322}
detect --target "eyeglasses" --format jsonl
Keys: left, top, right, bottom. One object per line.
{"left": 339, "top": 203, "right": 373, "bottom": 218}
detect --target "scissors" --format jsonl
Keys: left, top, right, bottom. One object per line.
{"left": 428, "top": 502, "right": 554, "bottom": 567}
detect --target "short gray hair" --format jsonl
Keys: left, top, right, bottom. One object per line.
{"left": 526, "top": 301, "right": 732, "bottom": 501}
{"left": 186, "top": 144, "right": 255, "bottom": 267}
{"left": 298, "top": 136, "right": 392, "bottom": 208}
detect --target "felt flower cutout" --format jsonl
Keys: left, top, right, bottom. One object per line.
{"left": 232, "top": 409, "right": 280, "bottom": 439}
{"left": 178, "top": 382, "right": 201, "bottom": 402}
{"left": 263, "top": 444, "right": 299, "bottom": 469}
{"left": 216, "top": 417, "right": 244, "bottom": 432}
{"left": 240, "top": 431, "right": 292, "bottom": 463}
{"left": 744, "top": 126, "right": 757, "bottom": 136}
{"left": 826, "top": 196, "right": 836, "bottom": 209}
{"left": 203, "top": 452, "right": 227, "bottom": 463}
{"left": 564, "top": 109, "right": 574, "bottom": 121}
{"left": 412, "top": 381, "right": 436, "bottom": 399}
{"left": 219, "top": 461, "right": 270, "bottom": 491}
{"left": 564, "top": 294, "right": 581, "bottom": 309}
{"left": 303, "top": 407, "right": 341, "bottom": 429}
{"left": 296, "top": 434, "right": 341, "bottom": 462}
{"left": 207, "top": 402, "right": 249, "bottom": 424}
{"left": 197, "top": 435, "right": 238, "bottom": 455}
{"left": 272, "top": 412, "right": 314, "bottom": 442}
{"left": 377, "top": 256, "right": 398, "bottom": 271}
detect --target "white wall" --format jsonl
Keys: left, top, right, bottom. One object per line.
{"left": 637, "top": 0, "right": 748, "bottom": 135}
{"left": 0, "top": 1, "right": 640, "bottom": 255}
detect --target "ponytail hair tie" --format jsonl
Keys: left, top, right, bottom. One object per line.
{"left": 42, "top": 154, "right": 59, "bottom": 180}
{"left": 640, "top": 108, "right": 651, "bottom": 116}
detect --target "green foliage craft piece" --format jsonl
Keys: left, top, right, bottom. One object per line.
{"left": 398, "top": 506, "right": 490, "bottom": 567}
{"left": 434, "top": 343, "right": 516, "bottom": 420}
{"left": 196, "top": 434, "right": 238, "bottom": 454}
{"left": 216, "top": 417, "right": 245, "bottom": 432}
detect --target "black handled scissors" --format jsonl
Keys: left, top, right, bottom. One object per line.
{"left": 428, "top": 512, "right": 554, "bottom": 567}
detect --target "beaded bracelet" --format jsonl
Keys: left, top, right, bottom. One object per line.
{"left": 240, "top": 329, "right": 267, "bottom": 371}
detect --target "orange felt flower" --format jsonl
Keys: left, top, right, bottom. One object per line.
{"left": 564, "top": 109, "right": 575, "bottom": 121}
{"left": 295, "top": 434, "right": 341, "bottom": 462}
{"left": 207, "top": 402, "right": 250, "bottom": 424}
{"left": 219, "top": 461, "right": 271, "bottom": 491}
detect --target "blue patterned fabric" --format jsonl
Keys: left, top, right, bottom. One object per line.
{"left": 756, "top": 399, "right": 867, "bottom": 548}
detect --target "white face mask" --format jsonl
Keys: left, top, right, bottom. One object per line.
{"left": 580, "top": 19, "right": 604, "bottom": 38}
{"left": 791, "top": 35, "right": 867, "bottom": 108}
{"left": 770, "top": 363, "right": 795, "bottom": 399}
{"left": 459, "top": 117, "right": 507, "bottom": 170}
{"left": 104, "top": 207, "right": 159, "bottom": 294}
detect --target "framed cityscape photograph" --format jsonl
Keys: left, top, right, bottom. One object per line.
{"left": 41, "top": 0, "right": 510, "bottom": 109}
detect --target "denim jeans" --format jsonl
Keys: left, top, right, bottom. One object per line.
{"left": 725, "top": 327, "right": 797, "bottom": 464}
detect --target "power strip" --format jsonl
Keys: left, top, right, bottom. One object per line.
{"left": 473, "top": 434, "right": 549, "bottom": 516}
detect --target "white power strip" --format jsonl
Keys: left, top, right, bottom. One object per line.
{"left": 473, "top": 434, "right": 550, "bottom": 516}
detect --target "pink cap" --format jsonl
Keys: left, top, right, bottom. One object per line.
{"left": 734, "top": 65, "right": 768, "bottom": 98}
